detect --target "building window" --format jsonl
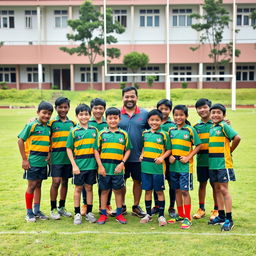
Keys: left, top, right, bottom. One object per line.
{"left": 237, "top": 8, "right": 256, "bottom": 26}
{"left": 205, "top": 66, "right": 225, "bottom": 81}
{"left": 139, "top": 9, "right": 160, "bottom": 27}
{"left": 172, "top": 66, "right": 192, "bottom": 82}
{"left": 172, "top": 9, "right": 192, "bottom": 27}
{"left": 109, "top": 66, "right": 127, "bottom": 82}
{"left": 141, "top": 66, "right": 160, "bottom": 82}
{"left": 236, "top": 65, "right": 255, "bottom": 81}
{"left": 0, "top": 10, "right": 15, "bottom": 29}
{"left": 26, "top": 67, "right": 45, "bottom": 83}
{"left": 54, "top": 10, "right": 68, "bottom": 28}
{"left": 25, "top": 10, "right": 37, "bottom": 29}
{"left": 80, "top": 67, "right": 98, "bottom": 82}
{"left": 0, "top": 67, "right": 16, "bottom": 82}
{"left": 113, "top": 10, "right": 127, "bottom": 27}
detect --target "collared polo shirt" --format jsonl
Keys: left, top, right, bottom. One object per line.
{"left": 161, "top": 118, "right": 176, "bottom": 132}
{"left": 88, "top": 117, "right": 108, "bottom": 132}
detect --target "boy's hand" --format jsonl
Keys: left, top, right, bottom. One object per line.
{"left": 98, "top": 165, "right": 106, "bottom": 177}
{"left": 224, "top": 118, "right": 231, "bottom": 126}
{"left": 139, "top": 155, "right": 143, "bottom": 161}
{"left": 22, "top": 159, "right": 30, "bottom": 170}
{"left": 179, "top": 156, "right": 190, "bottom": 164}
{"left": 45, "top": 152, "right": 51, "bottom": 163}
{"left": 169, "top": 155, "right": 176, "bottom": 164}
{"left": 114, "top": 162, "right": 124, "bottom": 174}
{"left": 73, "top": 166, "right": 80, "bottom": 175}
{"left": 154, "top": 156, "right": 164, "bottom": 165}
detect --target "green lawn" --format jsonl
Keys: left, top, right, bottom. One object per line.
{"left": 0, "top": 105, "right": 256, "bottom": 255}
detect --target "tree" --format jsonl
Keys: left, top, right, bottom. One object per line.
{"left": 60, "top": 0, "right": 125, "bottom": 89}
{"left": 123, "top": 52, "right": 149, "bottom": 86}
{"left": 190, "top": 0, "right": 240, "bottom": 72}
{"left": 251, "top": 10, "right": 256, "bottom": 29}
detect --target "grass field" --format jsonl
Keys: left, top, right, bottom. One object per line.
{"left": 0, "top": 98, "right": 256, "bottom": 255}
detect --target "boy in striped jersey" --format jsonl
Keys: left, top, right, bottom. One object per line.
{"left": 49, "top": 97, "right": 75, "bottom": 220}
{"left": 66, "top": 104, "right": 98, "bottom": 225}
{"left": 208, "top": 104, "right": 241, "bottom": 231}
{"left": 18, "top": 101, "right": 53, "bottom": 222}
{"left": 94, "top": 107, "right": 132, "bottom": 225}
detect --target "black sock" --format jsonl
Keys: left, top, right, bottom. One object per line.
{"left": 132, "top": 205, "right": 138, "bottom": 210}
{"left": 153, "top": 191, "right": 159, "bottom": 207}
{"left": 199, "top": 203, "right": 205, "bottom": 211}
{"left": 82, "top": 187, "right": 87, "bottom": 205}
{"left": 122, "top": 204, "right": 126, "bottom": 209}
{"left": 158, "top": 200, "right": 165, "bottom": 217}
{"left": 107, "top": 190, "right": 112, "bottom": 205}
{"left": 218, "top": 210, "right": 225, "bottom": 219}
{"left": 145, "top": 200, "right": 152, "bottom": 216}
{"left": 169, "top": 188, "right": 176, "bottom": 208}
{"left": 226, "top": 212, "right": 232, "bottom": 221}
{"left": 59, "top": 200, "right": 65, "bottom": 208}
{"left": 51, "top": 200, "right": 57, "bottom": 211}
{"left": 75, "top": 207, "right": 80, "bottom": 214}
{"left": 87, "top": 204, "right": 93, "bottom": 214}
{"left": 214, "top": 205, "right": 218, "bottom": 210}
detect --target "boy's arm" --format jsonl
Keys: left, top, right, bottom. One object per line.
{"left": 17, "top": 138, "right": 30, "bottom": 170}
{"left": 94, "top": 149, "right": 106, "bottom": 176}
{"left": 114, "top": 149, "right": 131, "bottom": 174}
{"left": 66, "top": 148, "right": 80, "bottom": 175}
{"left": 230, "top": 134, "right": 241, "bottom": 153}
{"left": 155, "top": 149, "right": 171, "bottom": 164}
{"left": 139, "top": 147, "right": 144, "bottom": 161}
{"left": 180, "top": 144, "right": 202, "bottom": 164}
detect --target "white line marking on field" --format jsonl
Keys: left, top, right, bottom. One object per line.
{"left": 0, "top": 231, "right": 256, "bottom": 236}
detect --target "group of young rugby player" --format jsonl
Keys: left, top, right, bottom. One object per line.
{"left": 18, "top": 86, "right": 241, "bottom": 232}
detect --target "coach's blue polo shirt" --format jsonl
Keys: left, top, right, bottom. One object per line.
{"left": 119, "top": 106, "right": 148, "bottom": 162}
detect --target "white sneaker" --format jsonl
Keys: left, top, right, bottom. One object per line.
{"left": 25, "top": 213, "right": 36, "bottom": 223}
{"left": 50, "top": 208, "right": 61, "bottom": 220}
{"left": 58, "top": 207, "right": 72, "bottom": 217}
{"left": 158, "top": 216, "right": 167, "bottom": 226}
{"left": 140, "top": 214, "right": 152, "bottom": 224}
{"left": 74, "top": 213, "right": 82, "bottom": 225}
{"left": 85, "top": 212, "right": 97, "bottom": 223}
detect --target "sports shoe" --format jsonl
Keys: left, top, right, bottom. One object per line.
{"left": 110, "top": 209, "right": 116, "bottom": 217}
{"left": 140, "top": 214, "right": 152, "bottom": 224}
{"left": 151, "top": 206, "right": 159, "bottom": 215}
{"left": 50, "top": 208, "right": 61, "bottom": 220}
{"left": 116, "top": 214, "right": 127, "bottom": 224}
{"left": 85, "top": 212, "right": 97, "bottom": 223}
{"left": 221, "top": 219, "right": 234, "bottom": 231}
{"left": 106, "top": 205, "right": 113, "bottom": 216}
{"left": 132, "top": 205, "right": 146, "bottom": 218}
{"left": 193, "top": 208, "right": 205, "bottom": 219}
{"left": 208, "top": 216, "right": 225, "bottom": 225}
{"left": 181, "top": 218, "right": 192, "bottom": 229}
{"left": 209, "top": 210, "right": 219, "bottom": 221}
{"left": 35, "top": 211, "right": 49, "bottom": 220}
{"left": 74, "top": 213, "right": 82, "bottom": 225}
{"left": 97, "top": 214, "right": 108, "bottom": 224}
{"left": 168, "top": 208, "right": 178, "bottom": 218}
{"left": 58, "top": 207, "right": 72, "bottom": 217}
{"left": 122, "top": 205, "right": 127, "bottom": 215}
{"left": 25, "top": 213, "right": 36, "bottom": 223}
{"left": 81, "top": 204, "right": 87, "bottom": 216}
{"left": 158, "top": 216, "right": 167, "bottom": 226}
{"left": 167, "top": 216, "right": 184, "bottom": 224}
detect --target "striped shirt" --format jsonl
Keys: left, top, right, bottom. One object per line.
{"left": 161, "top": 118, "right": 176, "bottom": 132}
{"left": 66, "top": 124, "right": 98, "bottom": 171}
{"left": 50, "top": 116, "right": 76, "bottom": 165}
{"left": 18, "top": 120, "right": 51, "bottom": 167}
{"left": 141, "top": 129, "right": 171, "bottom": 175}
{"left": 88, "top": 117, "right": 108, "bottom": 132}
{"left": 209, "top": 121, "right": 238, "bottom": 170}
{"left": 94, "top": 128, "right": 132, "bottom": 175}
{"left": 169, "top": 124, "right": 201, "bottom": 173}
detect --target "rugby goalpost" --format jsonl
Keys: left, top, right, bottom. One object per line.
{"left": 103, "top": 0, "right": 237, "bottom": 110}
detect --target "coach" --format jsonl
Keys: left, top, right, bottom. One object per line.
{"left": 119, "top": 87, "right": 148, "bottom": 218}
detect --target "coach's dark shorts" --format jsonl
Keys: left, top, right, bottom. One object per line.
{"left": 98, "top": 174, "right": 125, "bottom": 190}
{"left": 165, "top": 159, "right": 171, "bottom": 181}
{"left": 197, "top": 166, "right": 210, "bottom": 183}
{"left": 170, "top": 172, "right": 193, "bottom": 191}
{"left": 124, "top": 162, "right": 141, "bottom": 181}
{"left": 209, "top": 169, "right": 236, "bottom": 183}
{"left": 141, "top": 173, "right": 165, "bottom": 191}
{"left": 73, "top": 170, "right": 97, "bottom": 186}
{"left": 50, "top": 164, "right": 73, "bottom": 179}
{"left": 23, "top": 166, "right": 48, "bottom": 181}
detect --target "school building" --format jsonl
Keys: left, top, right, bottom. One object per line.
{"left": 0, "top": 0, "right": 255, "bottom": 91}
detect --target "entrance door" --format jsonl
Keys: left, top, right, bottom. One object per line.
{"left": 53, "top": 69, "right": 70, "bottom": 90}
{"left": 53, "top": 69, "right": 61, "bottom": 89}
{"left": 62, "top": 69, "right": 70, "bottom": 90}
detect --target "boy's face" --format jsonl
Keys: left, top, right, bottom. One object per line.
{"left": 210, "top": 109, "right": 225, "bottom": 124}
{"left": 56, "top": 103, "right": 70, "bottom": 119}
{"left": 106, "top": 115, "right": 120, "bottom": 129}
{"left": 92, "top": 105, "right": 105, "bottom": 119}
{"left": 37, "top": 109, "right": 52, "bottom": 124}
{"left": 148, "top": 115, "right": 162, "bottom": 131}
{"left": 76, "top": 111, "right": 91, "bottom": 126}
{"left": 173, "top": 110, "right": 187, "bottom": 126}
{"left": 123, "top": 90, "right": 138, "bottom": 109}
{"left": 157, "top": 104, "right": 171, "bottom": 120}
{"left": 196, "top": 104, "right": 210, "bottom": 119}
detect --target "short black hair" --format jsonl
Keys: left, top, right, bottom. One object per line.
{"left": 38, "top": 101, "right": 53, "bottom": 112}
{"left": 55, "top": 97, "right": 70, "bottom": 107}
{"left": 156, "top": 99, "right": 173, "bottom": 110}
{"left": 147, "top": 109, "right": 163, "bottom": 121}
{"left": 75, "top": 104, "right": 91, "bottom": 115}
{"left": 105, "top": 107, "right": 121, "bottom": 117}
{"left": 173, "top": 104, "right": 190, "bottom": 125}
{"left": 90, "top": 98, "right": 106, "bottom": 109}
{"left": 195, "top": 98, "right": 212, "bottom": 108}
{"left": 122, "top": 86, "right": 138, "bottom": 97}
{"left": 210, "top": 103, "right": 226, "bottom": 115}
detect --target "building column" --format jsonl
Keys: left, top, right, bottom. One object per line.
{"left": 37, "top": 6, "right": 41, "bottom": 44}
{"left": 198, "top": 63, "right": 203, "bottom": 89}
{"left": 165, "top": 2, "right": 170, "bottom": 99}
{"left": 70, "top": 64, "right": 74, "bottom": 91}
{"left": 15, "top": 65, "right": 20, "bottom": 90}
{"left": 101, "top": 65, "right": 105, "bottom": 91}
{"left": 38, "top": 64, "right": 43, "bottom": 90}
{"left": 68, "top": 6, "right": 73, "bottom": 44}
{"left": 131, "top": 5, "right": 134, "bottom": 48}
